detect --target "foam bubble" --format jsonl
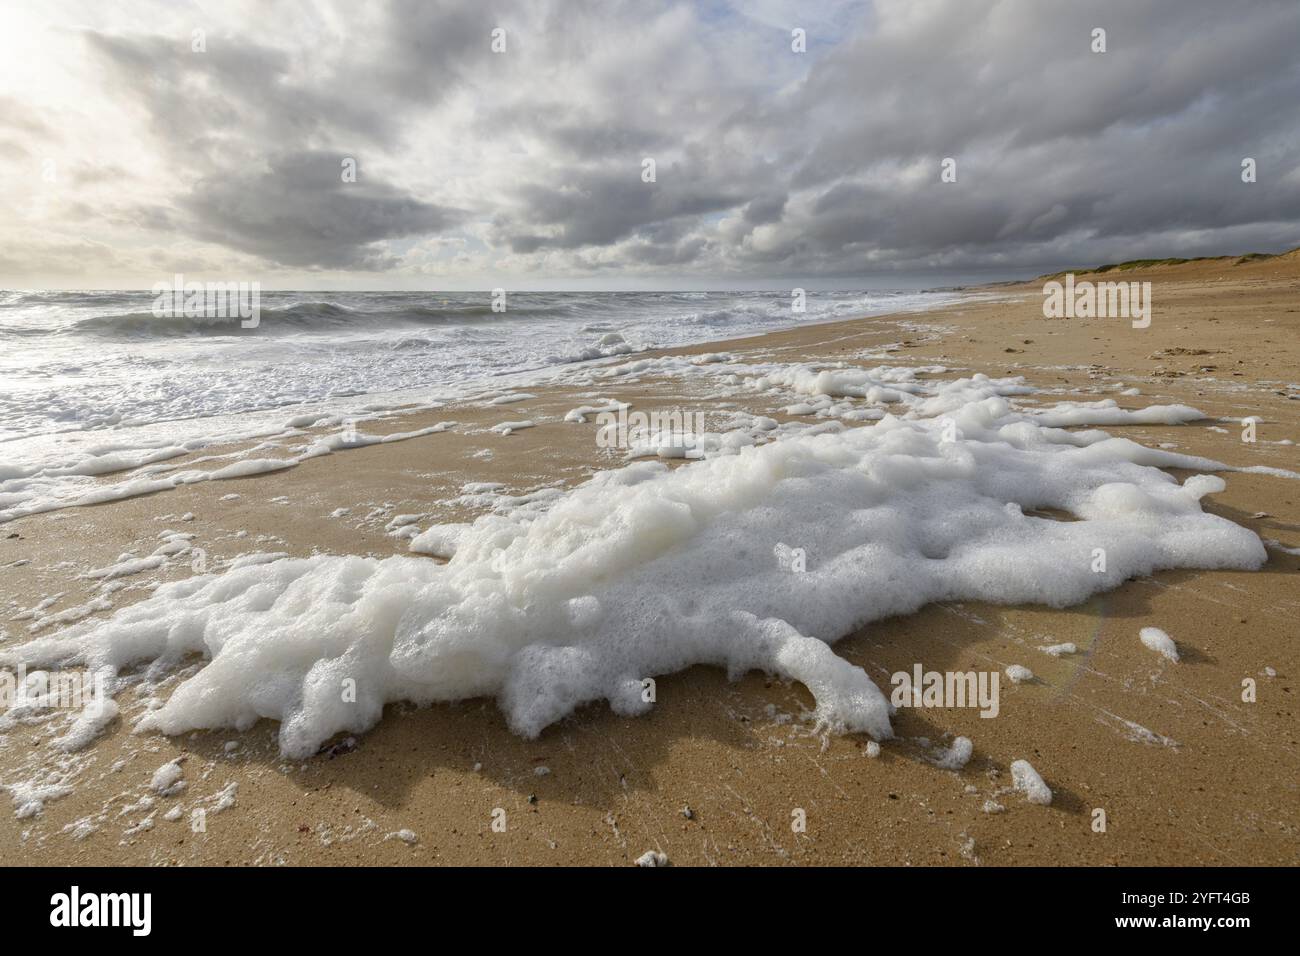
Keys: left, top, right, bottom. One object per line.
{"left": 1010, "top": 759, "right": 1052, "bottom": 805}
{"left": 1139, "top": 626, "right": 1180, "bottom": 662}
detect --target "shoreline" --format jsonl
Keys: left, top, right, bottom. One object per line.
{"left": 0, "top": 288, "right": 974, "bottom": 496}
{"left": 2, "top": 256, "right": 1298, "bottom": 866}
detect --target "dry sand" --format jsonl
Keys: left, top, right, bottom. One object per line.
{"left": 1, "top": 252, "right": 1297, "bottom": 866}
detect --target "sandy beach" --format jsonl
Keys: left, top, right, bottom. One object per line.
{"left": 2, "top": 252, "right": 1297, "bottom": 867}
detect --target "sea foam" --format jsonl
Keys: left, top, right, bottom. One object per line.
{"left": 4, "top": 380, "right": 1267, "bottom": 758}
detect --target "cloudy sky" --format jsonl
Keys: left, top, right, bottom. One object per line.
{"left": 3, "top": 0, "right": 1298, "bottom": 289}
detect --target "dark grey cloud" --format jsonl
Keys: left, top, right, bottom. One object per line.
{"left": 473, "top": 0, "right": 1300, "bottom": 276}
{"left": 503, "top": 166, "right": 746, "bottom": 251}
{"left": 82, "top": 30, "right": 392, "bottom": 149}
{"left": 78, "top": 25, "right": 468, "bottom": 269}
{"left": 20, "top": 0, "right": 1300, "bottom": 280}
{"left": 184, "top": 151, "right": 463, "bottom": 270}
{"left": 368, "top": 0, "right": 515, "bottom": 105}
{"left": 743, "top": 193, "right": 788, "bottom": 226}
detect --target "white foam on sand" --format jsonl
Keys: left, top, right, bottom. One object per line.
{"left": 0, "top": 421, "right": 456, "bottom": 525}
{"left": 1010, "top": 759, "right": 1053, "bottom": 805}
{"left": 1039, "top": 642, "right": 1077, "bottom": 657}
{"left": 490, "top": 420, "right": 535, "bottom": 436}
{"left": 2, "top": 376, "right": 1269, "bottom": 759}
{"left": 409, "top": 523, "right": 470, "bottom": 559}
{"left": 52, "top": 693, "right": 119, "bottom": 753}
{"left": 149, "top": 758, "right": 185, "bottom": 796}
{"left": 1005, "top": 665, "right": 1034, "bottom": 684}
{"left": 932, "top": 736, "right": 974, "bottom": 770}
{"left": 1139, "top": 626, "right": 1180, "bottom": 662}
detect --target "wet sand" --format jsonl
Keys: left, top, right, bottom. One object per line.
{"left": 2, "top": 252, "right": 1297, "bottom": 865}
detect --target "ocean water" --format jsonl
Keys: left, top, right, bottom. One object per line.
{"left": 0, "top": 289, "right": 959, "bottom": 446}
